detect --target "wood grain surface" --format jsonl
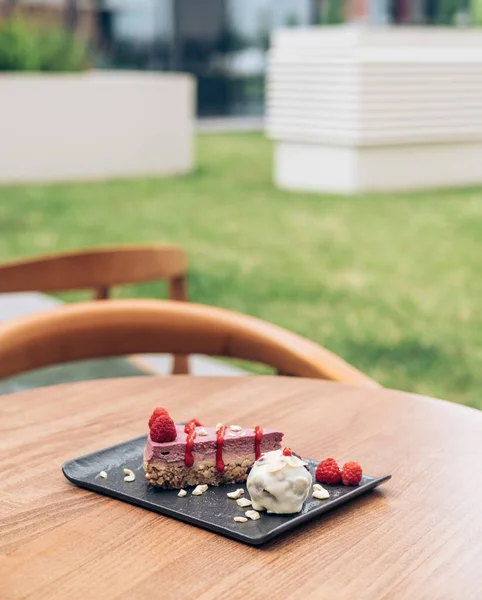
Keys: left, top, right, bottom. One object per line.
{"left": 0, "top": 244, "right": 187, "bottom": 295}
{"left": 1, "top": 377, "right": 481, "bottom": 600}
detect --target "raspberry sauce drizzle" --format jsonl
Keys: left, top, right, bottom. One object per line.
{"left": 216, "top": 425, "right": 227, "bottom": 472}
{"left": 184, "top": 419, "right": 201, "bottom": 432}
{"left": 184, "top": 422, "right": 196, "bottom": 468}
{"left": 254, "top": 425, "right": 263, "bottom": 459}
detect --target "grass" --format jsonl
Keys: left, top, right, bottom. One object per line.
{"left": 1, "top": 133, "right": 482, "bottom": 408}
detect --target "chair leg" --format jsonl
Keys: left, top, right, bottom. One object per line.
{"left": 169, "top": 276, "right": 189, "bottom": 374}
{"left": 172, "top": 355, "right": 189, "bottom": 375}
{"left": 277, "top": 369, "right": 295, "bottom": 377}
{"left": 94, "top": 286, "right": 110, "bottom": 300}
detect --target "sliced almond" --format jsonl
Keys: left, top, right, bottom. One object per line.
{"left": 227, "top": 488, "right": 245, "bottom": 499}
{"left": 245, "top": 510, "right": 260, "bottom": 521}
{"left": 98, "top": 471, "right": 107, "bottom": 479}
{"left": 313, "top": 488, "right": 330, "bottom": 500}
{"left": 266, "top": 460, "right": 285, "bottom": 474}
{"left": 197, "top": 428, "right": 208, "bottom": 436}
{"left": 229, "top": 425, "right": 242, "bottom": 432}
{"left": 236, "top": 497, "right": 252, "bottom": 508}
{"left": 123, "top": 468, "right": 135, "bottom": 482}
{"left": 233, "top": 516, "right": 248, "bottom": 523}
{"left": 192, "top": 484, "right": 209, "bottom": 496}
{"left": 285, "top": 456, "right": 308, "bottom": 468}
{"left": 313, "top": 483, "right": 323, "bottom": 491}
{"left": 178, "top": 489, "right": 187, "bottom": 497}
{"left": 215, "top": 422, "right": 223, "bottom": 432}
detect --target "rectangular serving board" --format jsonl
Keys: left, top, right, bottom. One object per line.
{"left": 63, "top": 435, "right": 391, "bottom": 546}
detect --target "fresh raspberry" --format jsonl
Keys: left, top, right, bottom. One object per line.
{"left": 184, "top": 418, "right": 202, "bottom": 433}
{"left": 341, "top": 462, "right": 363, "bottom": 486}
{"left": 150, "top": 414, "right": 177, "bottom": 443}
{"left": 315, "top": 458, "right": 341, "bottom": 485}
{"left": 148, "top": 407, "right": 169, "bottom": 428}
{"left": 282, "top": 447, "right": 292, "bottom": 456}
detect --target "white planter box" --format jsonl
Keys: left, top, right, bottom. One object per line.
{"left": 267, "top": 27, "right": 482, "bottom": 193}
{"left": 0, "top": 71, "right": 195, "bottom": 183}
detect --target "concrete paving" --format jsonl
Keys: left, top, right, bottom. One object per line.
{"left": 0, "top": 291, "right": 62, "bottom": 319}
{"left": 0, "top": 292, "right": 246, "bottom": 395}
{"left": 197, "top": 117, "right": 264, "bottom": 133}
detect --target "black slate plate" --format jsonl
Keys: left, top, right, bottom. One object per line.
{"left": 62, "top": 435, "right": 391, "bottom": 546}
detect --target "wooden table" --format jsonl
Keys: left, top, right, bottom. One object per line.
{"left": 1, "top": 377, "right": 481, "bottom": 599}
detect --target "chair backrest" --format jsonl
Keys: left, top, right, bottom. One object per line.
{"left": 0, "top": 299, "right": 379, "bottom": 388}
{"left": 0, "top": 245, "right": 188, "bottom": 301}
{"left": 0, "top": 245, "right": 189, "bottom": 373}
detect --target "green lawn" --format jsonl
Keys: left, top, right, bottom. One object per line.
{"left": 1, "top": 133, "right": 482, "bottom": 408}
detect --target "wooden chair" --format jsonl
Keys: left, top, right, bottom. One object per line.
{"left": 0, "top": 299, "right": 379, "bottom": 387}
{"left": 0, "top": 245, "right": 189, "bottom": 374}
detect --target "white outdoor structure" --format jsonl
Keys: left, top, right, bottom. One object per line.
{"left": 0, "top": 72, "right": 195, "bottom": 183}
{"left": 267, "top": 27, "right": 482, "bottom": 193}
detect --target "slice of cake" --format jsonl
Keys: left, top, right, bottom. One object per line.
{"left": 143, "top": 408, "right": 283, "bottom": 489}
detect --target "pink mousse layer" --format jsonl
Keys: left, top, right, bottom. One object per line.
{"left": 144, "top": 425, "right": 283, "bottom": 464}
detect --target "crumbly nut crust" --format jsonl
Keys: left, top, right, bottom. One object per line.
{"left": 144, "top": 459, "right": 253, "bottom": 489}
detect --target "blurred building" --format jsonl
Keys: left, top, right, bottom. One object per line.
{"left": 95, "top": 0, "right": 459, "bottom": 116}
{"left": 94, "top": 0, "right": 317, "bottom": 116}
{"left": 0, "top": 0, "right": 474, "bottom": 115}
{"left": 344, "top": 0, "right": 459, "bottom": 24}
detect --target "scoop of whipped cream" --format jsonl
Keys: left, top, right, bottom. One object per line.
{"left": 247, "top": 449, "right": 312, "bottom": 514}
